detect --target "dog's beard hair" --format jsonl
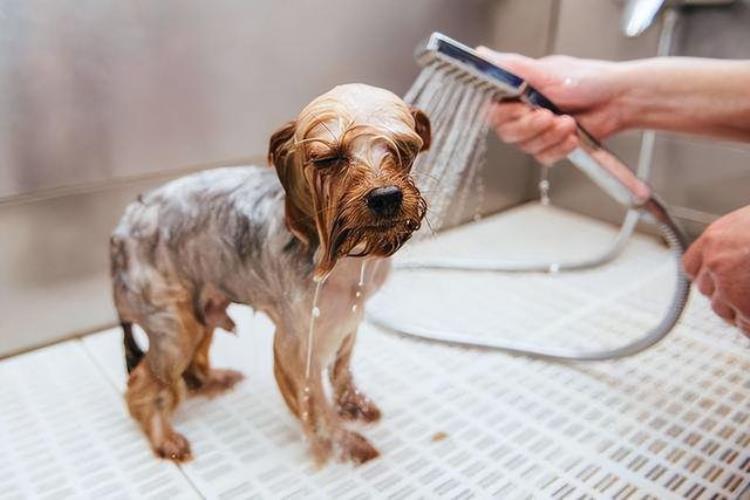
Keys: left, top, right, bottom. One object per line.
{"left": 312, "top": 169, "right": 427, "bottom": 279}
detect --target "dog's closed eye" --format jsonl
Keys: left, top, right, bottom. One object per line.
{"left": 311, "top": 155, "right": 348, "bottom": 169}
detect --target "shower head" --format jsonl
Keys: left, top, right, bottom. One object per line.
{"left": 415, "top": 32, "right": 653, "bottom": 210}
{"left": 417, "top": 33, "right": 524, "bottom": 98}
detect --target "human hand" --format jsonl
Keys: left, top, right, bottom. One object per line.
{"left": 683, "top": 205, "right": 750, "bottom": 337}
{"left": 477, "top": 48, "right": 627, "bottom": 166}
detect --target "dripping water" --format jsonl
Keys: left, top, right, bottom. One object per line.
{"left": 358, "top": 260, "right": 367, "bottom": 287}
{"left": 404, "top": 62, "right": 498, "bottom": 235}
{"left": 301, "top": 274, "right": 328, "bottom": 423}
{"left": 352, "top": 260, "right": 367, "bottom": 313}
{"left": 305, "top": 279, "right": 324, "bottom": 378}
{"left": 539, "top": 165, "right": 551, "bottom": 206}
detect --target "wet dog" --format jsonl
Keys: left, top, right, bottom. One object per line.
{"left": 110, "top": 84, "right": 430, "bottom": 464}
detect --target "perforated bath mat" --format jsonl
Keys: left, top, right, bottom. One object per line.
{"left": 1, "top": 203, "right": 748, "bottom": 499}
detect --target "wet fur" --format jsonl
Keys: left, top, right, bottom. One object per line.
{"left": 111, "top": 84, "right": 430, "bottom": 465}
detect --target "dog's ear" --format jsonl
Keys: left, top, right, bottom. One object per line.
{"left": 268, "top": 120, "right": 318, "bottom": 248}
{"left": 268, "top": 120, "right": 296, "bottom": 169}
{"left": 410, "top": 107, "right": 431, "bottom": 151}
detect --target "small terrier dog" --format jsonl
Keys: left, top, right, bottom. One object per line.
{"left": 110, "top": 84, "right": 430, "bottom": 464}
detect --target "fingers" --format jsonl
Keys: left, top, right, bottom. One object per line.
{"left": 495, "top": 107, "right": 557, "bottom": 144}
{"left": 682, "top": 237, "right": 706, "bottom": 279}
{"left": 711, "top": 295, "right": 736, "bottom": 324}
{"left": 476, "top": 48, "right": 543, "bottom": 84}
{"left": 518, "top": 115, "right": 577, "bottom": 155}
{"left": 480, "top": 47, "right": 580, "bottom": 166}
{"left": 695, "top": 269, "right": 716, "bottom": 296}
{"left": 685, "top": 237, "right": 734, "bottom": 325}
{"left": 682, "top": 215, "right": 750, "bottom": 338}
{"left": 536, "top": 136, "right": 579, "bottom": 166}
{"left": 490, "top": 103, "right": 553, "bottom": 143}
{"left": 490, "top": 103, "right": 579, "bottom": 165}
{"left": 737, "top": 316, "right": 750, "bottom": 339}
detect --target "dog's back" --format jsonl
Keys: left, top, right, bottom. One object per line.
{"left": 110, "top": 165, "right": 287, "bottom": 370}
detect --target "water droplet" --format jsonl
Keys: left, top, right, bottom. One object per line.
{"left": 352, "top": 304, "right": 358, "bottom": 312}
{"left": 358, "top": 261, "right": 367, "bottom": 287}
{"left": 355, "top": 291, "right": 362, "bottom": 299}
{"left": 313, "top": 272, "right": 330, "bottom": 283}
{"left": 539, "top": 166, "right": 551, "bottom": 206}
{"left": 549, "top": 263, "right": 560, "bottom": 274}
{"left": 305, "top": 280, "right": 324, "bottom": 379}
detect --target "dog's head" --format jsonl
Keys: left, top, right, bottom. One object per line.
{"left": 269, "top": 84, "right": 430, "bottom": 279}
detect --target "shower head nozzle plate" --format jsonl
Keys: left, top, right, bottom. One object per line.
{"left": 416, "top": 32, "right": 524, "bottom": 99}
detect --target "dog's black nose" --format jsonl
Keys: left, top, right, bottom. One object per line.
{"left": 366, "top": 186, "right": 403, "bottom": 218}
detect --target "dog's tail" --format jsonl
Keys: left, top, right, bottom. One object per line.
{"left": 122, "top": 321, "right": 144, "bottom": 373}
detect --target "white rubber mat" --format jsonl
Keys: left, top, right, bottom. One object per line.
{"left": 0, "top": 342, "right": 198, "bottom": 499}
{"left": 2, "top": 203, "right": 749, "bottom": 499}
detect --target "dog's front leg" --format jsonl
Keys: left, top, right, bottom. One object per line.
{"left": 273, "top": 328, "right": 379, "bottom": 465}
{"left": 330, "top": 331, "right": 381, "bottom": 423}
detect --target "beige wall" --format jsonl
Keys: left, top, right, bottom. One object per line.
{"left": 0, "top": 0, "right": 552, "bottom": 355}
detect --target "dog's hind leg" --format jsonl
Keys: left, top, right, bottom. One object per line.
{"left": 330, "top": 331, "right": 381, "bottom": 423}
{"left": 125, "top": 297, "right": 201, "bottom": 462}
{"left": 183, "top": 326, "right": 244, "bottom": 398}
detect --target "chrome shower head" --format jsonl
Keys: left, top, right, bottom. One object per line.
{"left": 415, "top": 32, "right": 652, "bottom": 209}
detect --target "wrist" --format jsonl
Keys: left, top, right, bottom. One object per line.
{"left": 608, "top": 60, "right": 647, "bottom": 134}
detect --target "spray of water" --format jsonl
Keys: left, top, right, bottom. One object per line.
{"left": 405, "top": 62, "right": 495, "bottom": 233}
{"left": 351, "top": 260, "right": 368, "bottom": 313}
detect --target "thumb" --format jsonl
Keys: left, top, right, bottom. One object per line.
{"left": 476, "top": 47, "right": 548, "bottom": 88}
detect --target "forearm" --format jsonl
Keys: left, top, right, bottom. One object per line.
{"left": 612, "top": 58, "right": 750, "bottom": 141}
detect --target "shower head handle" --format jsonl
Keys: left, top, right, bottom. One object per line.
{"left": 417, "top": 32, "right": 653, "bottom": 208}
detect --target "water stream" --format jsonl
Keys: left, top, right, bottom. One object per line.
{"left": 404, "top": 62, "right": 496, "bottom": 234}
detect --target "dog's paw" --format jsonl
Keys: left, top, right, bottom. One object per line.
{"left": 337, "top": 390, "right": 381, "bottom": 423}
{"left": 187, "top": 368, "right": 244, "bottom": 398}
{"left": 337, "top": 430, "right": 380, "bottom": 465}
{"left": 155, "top": 431, "right": 192, "bottom": 462}
{"left": 307, "top": 436, "right": 334, "bottom": 467}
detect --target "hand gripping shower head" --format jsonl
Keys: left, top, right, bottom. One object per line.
{"left": 418, "top": 33, "right": 652, "bottom": 208}
{"left": 366, "top": 33, "right": 691, "bottom": 362}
